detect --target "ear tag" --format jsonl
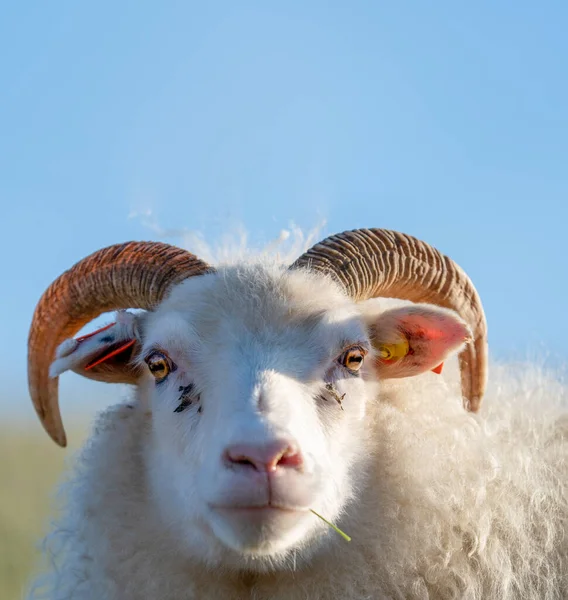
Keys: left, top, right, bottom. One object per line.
{"left": 431, "top": 362, "right": 444, "bottom": 375}
{"left": 377, "top": 338, "right": 410, "bottom": 362}
{"left": 75, "top": 322, "right": 116, "bottom": 343}
{"left": 84, "top": 339, "right": 136, "bottom": 371}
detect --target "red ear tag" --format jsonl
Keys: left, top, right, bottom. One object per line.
{"left": 76, "top": 322, "right": 116, "bottom": 343}
{"left": 84, "top": 339, "right": 136, "bottom": 370}
{"left": 431, "top": 362, "right": 444, "bottom": 375}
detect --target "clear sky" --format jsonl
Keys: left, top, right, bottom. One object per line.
{"left": 1, "top": 1, "right": 567, "bottom": 421}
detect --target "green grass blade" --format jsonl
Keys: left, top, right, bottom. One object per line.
{"left": 309, "top": 509, "right": 351, "bottom": 542}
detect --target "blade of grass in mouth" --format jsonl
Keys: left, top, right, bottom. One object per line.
{"left": 310, "top": 509, "right": 351, "bottom": 542}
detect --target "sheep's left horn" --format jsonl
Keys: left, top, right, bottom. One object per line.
{"left": 291, "top": 229, "right": 487, "bottom": 411}
{"left": 28, "top": 242, "right": 213, "bottom": 447}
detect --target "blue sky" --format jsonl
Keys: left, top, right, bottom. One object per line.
{"left": 1, "top": 1, "right": 566, "bottom": 421}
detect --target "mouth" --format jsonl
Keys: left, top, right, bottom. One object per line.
{"left": 207, "top": 503, "right": 313, "bottom": 554}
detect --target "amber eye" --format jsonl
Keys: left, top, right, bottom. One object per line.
{"left": 339, "top": 346, "right": 366, "bottom": 372}
{"left": 145, "top": 351, "right": 172, "bottom": 383}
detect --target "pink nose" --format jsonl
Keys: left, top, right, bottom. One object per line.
{"left": 224, "top": 441, "right": 303, "bottom": 473}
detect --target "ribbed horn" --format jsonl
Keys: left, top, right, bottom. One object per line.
{"left": 291, "top": 229, "right": 487, "bottom": 411}
{"left": 28, "top": 242, "right": 213, "bottom": 447}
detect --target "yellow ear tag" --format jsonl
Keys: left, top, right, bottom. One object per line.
{"left": 377, "top": 338, "right": 409, "bottom": 361}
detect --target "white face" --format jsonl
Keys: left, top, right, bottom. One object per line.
{"left": 138, "top": 266, "right": 377, "bottom": 569}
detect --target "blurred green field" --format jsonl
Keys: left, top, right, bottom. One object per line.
{"left": 0, "top": 426, "right": 86, "bottom": 600}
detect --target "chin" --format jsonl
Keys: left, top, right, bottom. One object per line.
{"left": 208, "top": 506, "right": 314, "bottom": 559}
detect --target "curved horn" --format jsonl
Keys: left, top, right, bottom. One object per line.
{"left": 291, "top": 229, "right": 487, "bottom": 411}
{"left": 28, "top": 242, "right": 213, "bottom": 447}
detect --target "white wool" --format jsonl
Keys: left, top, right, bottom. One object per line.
{"left": 27, "top": 260, "right": 567, "bottom": 600}
{"left": 128, "top": 210, "right": 327, "bottom": 266}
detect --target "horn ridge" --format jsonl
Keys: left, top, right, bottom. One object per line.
{"left": 28, "top": 241, "right": 212, "bottom": 446}
{"left": 291, "top": 228, "right": 488, "bottom": 411}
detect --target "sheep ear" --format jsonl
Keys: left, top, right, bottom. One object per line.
{"left": 49, "top": 310, "right": 143, "bottom": 384}
{"left": 367, "top": 305, "right": 472, "bottom": 380}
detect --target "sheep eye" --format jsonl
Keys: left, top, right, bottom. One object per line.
{"left": 145, "top": 351, "right": 173, "bottom": 383}
{"left": 339, "top": 346, "right": 366, "bottom": 373}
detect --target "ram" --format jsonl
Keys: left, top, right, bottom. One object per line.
{"left": 27, "top": 228, "right": 567, "bottom": 599}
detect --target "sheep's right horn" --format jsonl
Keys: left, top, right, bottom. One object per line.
{"left": 28, "top": 242, "right": 213, "bottom": 447}
{"left": 291, "top": 229, "right": 487, "bottom": 411}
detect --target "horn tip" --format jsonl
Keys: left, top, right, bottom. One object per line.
{"left": 45, "top": 423, "right": 67, "bottom": 447}
{"left": 29, "top": 380, "right": 68, "bottom": 447}
{"left": 464, "top": 395, "right": 482, "bottom": 413}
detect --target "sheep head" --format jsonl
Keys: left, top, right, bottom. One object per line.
{"left": 27, "top": 229, "right": 487, "bottom": 567}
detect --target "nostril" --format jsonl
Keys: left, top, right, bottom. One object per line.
{"left": 224, "top": 449, "right": 263, "bottom": 472}
{"left": 275, "top": 449, "right": 303, "bottom": 470}
{"left": 229, "top": 455, "right": 257, "bottom": 470}
{"left": 224, "top": 442, "right": 303, "bottom": 473}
